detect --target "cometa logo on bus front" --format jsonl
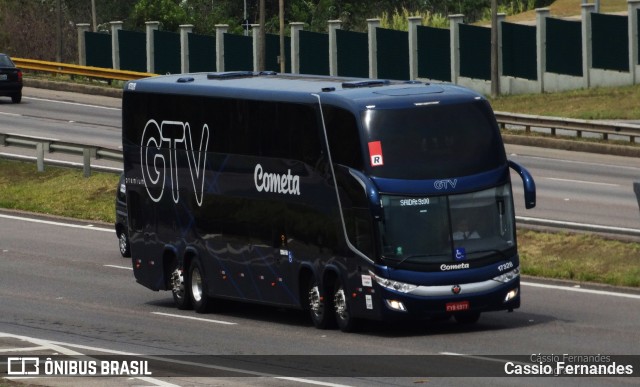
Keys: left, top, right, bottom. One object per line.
{"left": 254, "top": 164, "right": 300, "bottom": 196}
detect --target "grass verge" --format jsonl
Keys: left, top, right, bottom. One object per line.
{"left": 0, "top": 159, "right": 118, "bottom": 223}
{"left": 1, "top": 159, "right": 639, "bottom": 288}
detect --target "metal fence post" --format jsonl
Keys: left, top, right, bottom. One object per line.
{"left": 77, "top": 23, "right": 90, "bottom": 66}
{"left": 110, "top": 21, "right": 123, "bottom": 70}
{"left": 408, "top": 16, "right": 422, "bottom": 80}
{"left": 449, "top": 14, "right": 465, "bottom": 85}
{"left": 180, "top": 24, "right": 194, "bottom": 73}
{"left": 367, "top": 19, "right": 380, "bottom": 79}
{"left": 145, "top": 21, "right": 160, "bottom": 74}
{"left": 216, "top": 24, "right": 229, "bottom": 72}
{"left": 289, "top": 22, "right": 304, "bottom": 74}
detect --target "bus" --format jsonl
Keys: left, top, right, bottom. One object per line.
{"left": 122, "top": 72, "right": 536, "bottom": 332}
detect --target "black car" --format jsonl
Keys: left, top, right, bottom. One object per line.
{"left": 115, "top": 173, "right": 130, "bottom": 257}
{"left": 0, "top": 53, "right": 22, "bottom": 103}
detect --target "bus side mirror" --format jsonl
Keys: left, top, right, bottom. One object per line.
{"left": 509, "top": 160, "right": 536, "bottom": 209}
{"left": 348, "top": 168, "right": 383, "bottom": 219}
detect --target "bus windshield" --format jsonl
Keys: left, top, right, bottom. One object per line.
{"left": 378, "top": 184, "right": 515, "bottom": 269}
{"left": 362, "top": 101, "right": 506, "bottom": 179}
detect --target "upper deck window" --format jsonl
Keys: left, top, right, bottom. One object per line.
{"left": 362, "top": 100, "right": 506, "bottom": 180}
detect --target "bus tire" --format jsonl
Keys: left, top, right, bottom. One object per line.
{"left": 189, "top": 258, "right": 211, "bottom": 313}
{"left": 171, "top": 263, "right": 192, "bottom": 310}
{"left": 307, "top": 278, "right": 335, "bottom": 329}
{"left": 333, "top": 280, "right": 360, "bottom": 332}
{"left": 454, "top": 311, "right": 480, "bottom": 324}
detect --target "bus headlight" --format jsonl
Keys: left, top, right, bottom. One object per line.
{"left": 493, "top": 267, "right": 520, "bottom": 283}
{"left": 504, "top": 287, "right": 519, "bottom": 302}
{"left": 370, "top": 272, "right": 418, "bottom": 293}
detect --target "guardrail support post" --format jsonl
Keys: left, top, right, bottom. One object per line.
{"left": 83, "top": 148, "right": 92, "bottom": 177}
{"left": 36, "top": 143, "right": 45, "bottom": 172}
{"left": 0, "top": 133, "right": 6, "bottom": 146}
{"left": 634, "top": 182, "right": 640, "bottom": 213}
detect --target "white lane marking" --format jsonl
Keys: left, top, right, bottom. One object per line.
{"left": 546, "top": 177, "right": 619, "bottom": 187}
{"left": 104, "top": 264, "right": 133, "bottom": 270}
{"left": 276, "top": 377, "right": 353, "bottom": 387}
{"left": 0, "top": 111, "right": 21, "bottom": 117}
{"left": 24, "top": 96, "right": 121, "bottom": 111}
{"left": 134, "top": 377, "right": 181, "bottom": 387}
{"left": 522, "top": 281, "right": 640, "bottom": 300}
{"left": 0, "top": 345, "right": 50, "bottom": 353}
{"left": 0, "top": 213, "right": 113, "bottom": 233}
{"left": 152, "top": 311, "right": 237, "bottom": 325}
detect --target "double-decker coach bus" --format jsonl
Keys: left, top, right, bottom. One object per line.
{"left": 122, "top": 72, "right": 536, "bottom": 332}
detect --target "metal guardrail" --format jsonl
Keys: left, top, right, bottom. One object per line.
{"left": 1, "top": 131, "right": 639, "bottom": 239}
{"left": 0, "top": 132, "right": 122, "bottom": 177}
{"left": 495, "top": 111, "right": 640, "bottom": 142}
{"left": 8, "top": 57, "right": 640, "bottom": 143}
{"left": 13, "top": 58, "right": 155, "bottom": 81}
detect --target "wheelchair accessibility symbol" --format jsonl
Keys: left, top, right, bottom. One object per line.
{"left": 455, "top": 248, "right": 466, "bottom": 261}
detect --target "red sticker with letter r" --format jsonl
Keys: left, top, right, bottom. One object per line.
{"left": 368, "top": 141, "right": 384, "bottom": 167}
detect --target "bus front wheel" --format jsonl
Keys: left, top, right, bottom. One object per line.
{"left": 189, "top": 258, "right": 211, "bottom": 313}
{"left": 333, "top": 280, "right": 360, "bottom": 332}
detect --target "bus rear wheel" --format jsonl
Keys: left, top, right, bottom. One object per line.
{"left": 307, "top": 278, "right": 335, "bottom": 329}
{"left": 333, "top": 280, "right": 359, "bottom": 332}
{"left": 170, "top": 264, "right": 192, "bottom": 310}
{"left": 189, "top": 258, "right": 211, "bottom": 313}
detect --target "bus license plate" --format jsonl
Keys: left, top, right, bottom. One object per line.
{"left": 446, "top": 301, "right": 469, "bottom": 312}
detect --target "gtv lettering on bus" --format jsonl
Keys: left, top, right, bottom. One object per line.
{"left": 140, "top": 119, "right": 209, "bottom": 206}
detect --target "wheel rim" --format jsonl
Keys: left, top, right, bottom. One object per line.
{"left": 309, "top": 285, "right": 324, "bottom": 318}
{"left": 119, "top": 233, "right": 127, "bottom": 254}
{"left": 191, "top": 267, "right": 203, "bottom": 303}
{"left": 334, "top": 286, "right": 348, "bottom": 321}
{"left": 170, "top": 268, "right": 185, "bottom": 300}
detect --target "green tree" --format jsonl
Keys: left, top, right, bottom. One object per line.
{"left": 130, "top": 0, "right": 190, "bottom": 31}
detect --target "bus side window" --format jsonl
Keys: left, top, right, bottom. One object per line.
{"left": 322, "top": 106, "right": 363, "bottom": 170}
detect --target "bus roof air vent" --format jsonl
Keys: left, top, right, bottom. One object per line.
{"left": 176, "top": 77, "right": 194, "bottom": 83}
{"left": 341, "top": 80, "right": 391, "bottom": 89}
{"left": 207, "top": 71, "right": 255, "bottom": 80}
